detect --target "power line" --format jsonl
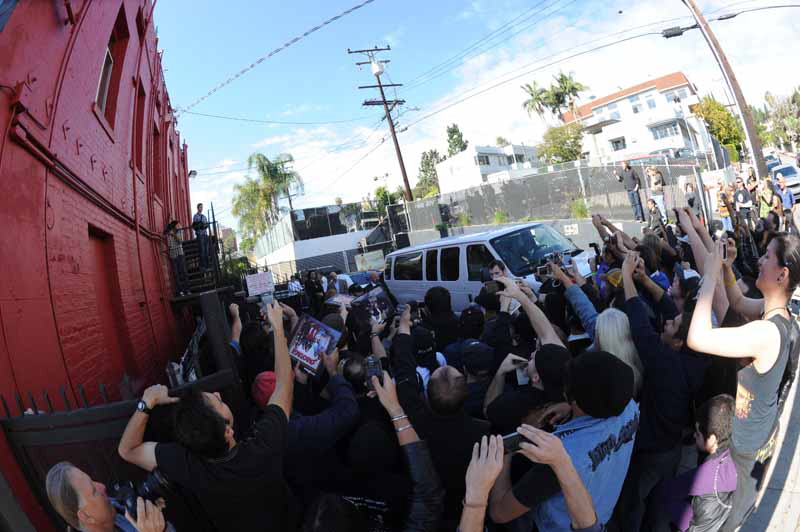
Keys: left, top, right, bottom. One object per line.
{"left": 404, "top": 0, "right": 581, "bottom": 91}
{"left": 176, "top": 0, "right": 379, "bottom": 115}
{"left": 182, "top": 110, "right": 373, "bottom": 125}
{"left": 317, "top": 138, "right": 388, "bottom": 193}
{"left": 404, "top": 0, "right": 557, "bottom": 86}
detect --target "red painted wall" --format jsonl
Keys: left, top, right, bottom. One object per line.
{"left": 0, "top": 1, "right": 190, "bottom": 527}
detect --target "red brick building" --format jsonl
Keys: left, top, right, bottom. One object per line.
{"left": 0, "top": 1, "right": 190, "bottom": 527}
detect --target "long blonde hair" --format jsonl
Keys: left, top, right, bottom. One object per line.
{"left": 595, "top": 308, "right": 644, "bottom": 395}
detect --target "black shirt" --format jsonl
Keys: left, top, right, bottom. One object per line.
{"left": 155, "top": 405, "right": 298, "bottom": 532}
{"left": 735, "top": 188, "right": 752, "bottom": 210}
{"left": 620, "top": 167, "right": 641, "bottom": 192}
{"left": 486, "top": 386, "right": 548, "bottom": 435}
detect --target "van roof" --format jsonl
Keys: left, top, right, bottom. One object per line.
{"left": 387, "top": 223, "right": 542, "bottom": 258}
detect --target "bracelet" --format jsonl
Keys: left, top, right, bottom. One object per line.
{"left": 462, "top": 498, "right": 487, "bottom": 509}
{"left": 395, "top": 424, "right": 413, "bottom": 433}
{"left": 390, "top": 414, "right": 408, "bottom": 422}
{"left": 725, "top": 277, "right": 737, "bottom": 288}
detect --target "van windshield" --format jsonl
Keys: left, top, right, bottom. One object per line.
{"left": 489, "top": 225, "right": 576, "bottom": 276}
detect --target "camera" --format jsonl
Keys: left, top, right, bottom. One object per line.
{"left": 484, "top": 280, "right": 501, "bottom": 295}
{"left": 108, "top": 469, "right": 172, "bottom": 521}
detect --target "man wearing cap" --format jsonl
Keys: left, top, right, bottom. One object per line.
{"left": 489, "top": 351, "right": 639, "bottom": 532}
{"left": 460, "top": 339, "right": 495, "bottom": 419}
{"left": 488, "top": 279, "right": 639, "bottom": 531}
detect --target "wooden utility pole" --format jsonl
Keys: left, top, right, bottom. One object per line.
{"left": 680, "top": 0, "right": 767, "bottom": 178}
{"left": 348, "top": 46, "right": 413, "bottom": 201}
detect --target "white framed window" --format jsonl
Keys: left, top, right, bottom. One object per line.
{"left": 477, "top": 155, "right": 490, "bottom": 166}
{"left": 96, "top": 48, "right": 114, "bottom": 114}
{"left": 647, "top": 98, "right": 657, "bottom": 109}
{"left": 628, "top": 94, "right": 640, "bottom": 103}
{"left": 610, "top": 111, "right": 621, "bottom": 120}
{"left": 632, "top": 103, "right": 643, "bottom": 114}
{"left": 677, "top": 88, "right": 688, "bottom": 99}
{"left": 610, "top": 137, "right": 627, "bottom": 151}
{"left": 664, "top": 91, "right": 676, "bottom": 103}
{"left": 650, "top": 123, "right": 680, "bottom": 140}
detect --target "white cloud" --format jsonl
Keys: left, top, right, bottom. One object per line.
{"left": 191, "top": 0, "right": 800, "bottom": 237}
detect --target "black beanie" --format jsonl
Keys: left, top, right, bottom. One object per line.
{"left": 534, "top": 344, "right": 570, "bottom": 402}
{"left": 566, "top": 351, "right": 633, "bottom": 419}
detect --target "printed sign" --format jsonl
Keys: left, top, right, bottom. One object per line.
{"left": 355, "top": 250, "right": 385, "bottom": 271}
{"left": 245, "top": 271, "right": 274, "bottom": 297}
{"left": 563, "top": 223, "right": 579, "bottom": 236}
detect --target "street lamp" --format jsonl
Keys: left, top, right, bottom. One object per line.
{"left": 188, "top": 170, "right": 197, "bottom": 179}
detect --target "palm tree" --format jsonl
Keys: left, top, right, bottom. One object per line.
{"left": 231, "top": 177, "right": 269, "bottom": 252}
{"left": 521, "top": 80, "right": 549, "bottom": 118}
{"left": 247, "top": 152, "right": 304, "bottom": 218}
{"left": 551, "top": 72, "right": 588, "bottom": 120}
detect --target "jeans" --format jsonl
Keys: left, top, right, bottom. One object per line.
{"left": 171, "top": 255, "right": 188, "bottom": 294}
{"left": 628, "top": 190, "right": 644, "bottom": 221}
{"left": 196, "top": 233, "right": 209, "bottom": 269}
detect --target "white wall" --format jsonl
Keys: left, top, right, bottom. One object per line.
{"left": 259, "top": 229, "right": 372, "bottom": 266}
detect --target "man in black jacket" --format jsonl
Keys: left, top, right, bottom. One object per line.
{"left": 614, "top": 252, "right": 709, "bottom": 532}
{"left": 421, "top": 286, "right": 461, "bottom": 352}
{"left": 618, "top": 162, "right": 645, "bottom": 222}
{"left": 392, "top": 306, "right": 491, "bottom": 527}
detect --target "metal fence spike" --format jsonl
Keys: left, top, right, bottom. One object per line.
{"left": 28, "top": 392, "right": 38, "bottom": 414}
{"left": 43, "top": 390, "right": 54, "bottom": 413}
{"left": 78, "top": 385, "right": 89, "bottom": 408}
{"left": 99, "top": 383, "right": 109, "bottom": 403}
{"left": 60, "top": 386, "right": 71, "bottom": 411}
{"left": 0, "top": 395, "right": 10, "bottom": 418}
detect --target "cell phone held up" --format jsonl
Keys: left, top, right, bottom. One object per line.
{"left": 365, "top": 355, "right": 383, "bottom": 391}
{"left": 502, "top": 432, "right": 524, "bottom": 453}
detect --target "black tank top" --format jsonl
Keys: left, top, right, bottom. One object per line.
{"left": 732, "top": 314, "right": 791, "bottom": 454}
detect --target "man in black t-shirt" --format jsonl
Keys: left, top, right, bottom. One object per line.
{"left": 734, "top": 177, "right": 753, "bottom": 227}
{"left": 118, "top": 302, "right": 298, "bottom": 532}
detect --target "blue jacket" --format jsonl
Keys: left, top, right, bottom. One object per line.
{"left": 565, "top": 285, "right": 599, "bottom": 343}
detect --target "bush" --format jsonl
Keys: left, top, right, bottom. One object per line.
{"left": 723, "top": 143, "right": 739, "bottom": 163}
{"left": 569, "top": 199, "right": 589, "bottom": 219}
{"left": 456, "top": 212, "right": 471, "bottom": 226}
{"left": 493, "top": 210, "right": 510, "bottom": 224}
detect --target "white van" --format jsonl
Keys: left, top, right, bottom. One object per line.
{"left": 384, "top": 223, "right": 591, "bottom": 312}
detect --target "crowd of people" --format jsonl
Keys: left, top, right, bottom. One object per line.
{"left": 45, "top": 170, "right": 800, "bottom": 532}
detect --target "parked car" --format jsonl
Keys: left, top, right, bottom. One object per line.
{"left": 770, "top": 164, "right": 800, "bottom": 202}
{"left": 765, "top": 154, "right": 781, "bottom": 165}
{"left": 384, "top": 223, "right": 592, "bottom": 312}
{"left": 767, "top": 159, "right": 783, "bottom": 175}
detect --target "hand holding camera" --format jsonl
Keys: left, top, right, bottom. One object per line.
{"left": 372, "top": 370, "right": 402, "bottom": 417}
{"left": 125, "top": 497, "right": 166, "bottom": 532}
{"left": 495, "top": 277, "right": 524, "bottom": 302}
{"left": 141, "top": 385, "right": 179, "bottom": 410}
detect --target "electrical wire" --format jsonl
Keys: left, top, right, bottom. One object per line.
{"left": 176, "top": 0, "right": 379, "bottom": 115}
{"left": 405, "top": 0, "right": 560, "bottom": 87}
{"left": 182, "top": 110, "right": 373, "bottom": 125}
{"left": 404, "top": 0, "right": 581, "bottom": 91}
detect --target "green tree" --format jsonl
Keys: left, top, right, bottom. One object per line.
{"left": 415, "top": 149, "right": 443, "bottom": 197}
{"left": 232, "top": 152, "right": 303, "bottom": 252}
{"left": 536, "top": 123, "right": 584, "bottom": 163}
{"left": 551, "top": 72, "right": 588, "bottom": 118}
{"left": 446, "top": 124, "right": 469, "bottom": 156}
{"left": 496, "top": 136, "right": 510, "bottom": 147}
{"left": 374, "top": 185, "right": 400, "bottom": 214}
{"left": 231, "top": 178, "right": 268, "bottom": 253}
{"left": 693, "top": 96, "right": 744, "bottom": 147}
{"left": 766, "top": 89, "right": 800, "bottom": 150}
{"left": 521, "top": 80, "right": 553, "bottom": 119}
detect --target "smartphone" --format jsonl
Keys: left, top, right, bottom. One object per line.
{"left": 562, "top": 254, "right": 573, "bottom": 268}
{"left": 409, "top": 301, "right": 421, "bottom": 321}
{"left": 502, "top": 432, "right": 524, "bottom": 453}
{"left": 537, "top": 265, "right": 550, "bottom": 277}
{"left": 722, "top": 241, "right": 728, "bottom": 261}
{"left": 365, "top": 355, "right": 383, "bottom": 391}
{"left": 485, "top": 280, "right": 501, "bottom": 294}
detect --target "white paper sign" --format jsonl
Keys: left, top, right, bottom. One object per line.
{"left": 246, "top": 272, "right": 274, "bottom": 297}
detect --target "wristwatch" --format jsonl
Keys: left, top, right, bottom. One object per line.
{"left": 136, "top": 400, "right": 152, "bottom": 415}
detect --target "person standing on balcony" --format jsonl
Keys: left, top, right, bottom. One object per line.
{"left": 618, "top": 161, "right": 644, "bottom": 222}
{"left": 193, "top": 203, "right": 210, "bottom": 270}
{"left": 164, "top": 220, "right": 189, "bottom": 296}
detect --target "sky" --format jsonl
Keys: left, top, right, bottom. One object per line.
{"left": 153, "top": 0, "right": 800, "bottom": 233}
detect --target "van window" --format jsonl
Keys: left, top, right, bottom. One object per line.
{"left": 384, "top": 257, "right": 392, "bottom": 280}
{"left": 425, "top": 249, "right": 438, "bottom": 281}
{"left": 440, "top": 247, "right": 460, "bottom": 281}
{"left": 467, "top": 244, "right": 495, "bottom": 281}
{"left": 395, "top": 252, "right": 423, "bottom": 280}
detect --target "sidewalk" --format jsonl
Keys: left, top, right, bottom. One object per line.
{"left": 745, "top": 358, "right": 800, "bottom": 530}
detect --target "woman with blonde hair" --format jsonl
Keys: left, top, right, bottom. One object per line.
{"left": 595, "top": 308, "right": 644, "bottom": 396}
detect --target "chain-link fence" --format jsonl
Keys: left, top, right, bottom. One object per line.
{"left": 389, "top": 158, "right": 709, "bottom": 232}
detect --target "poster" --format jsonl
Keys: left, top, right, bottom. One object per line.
{"left": 351, "top": 286, "right": 395, "bottom": 325}
{"left": 246, "top": 271, "right": 274, "bottom": 297}
{"left": 288, "top": 315, "right": 341, "bottom": 374}
{"left": 354, "top": 250, "right": 385, "bottom": 271}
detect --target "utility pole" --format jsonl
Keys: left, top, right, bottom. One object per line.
{"left": 348, "top": 46, "right": 413, "bottom": 201}
{"left": 676, "top": 0, "right": 767, "bottom": 178}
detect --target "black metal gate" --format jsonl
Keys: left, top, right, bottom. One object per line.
{"left": 0, "top": 369, "right": 238, "bottom": 530}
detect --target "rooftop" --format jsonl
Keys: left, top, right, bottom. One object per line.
{"left": 562, "top": 72, "right": 692, "bottom": 123}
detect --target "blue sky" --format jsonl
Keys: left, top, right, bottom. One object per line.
{"left": 154, "top": 0, "right": 800, "bottom": 231}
